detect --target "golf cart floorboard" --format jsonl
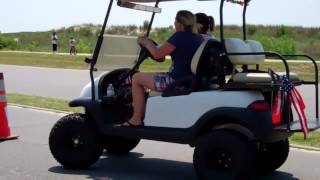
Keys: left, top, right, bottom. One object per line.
{"left": 274, "top": 118, "right": 320, "bottom": 132}
{"left": 102, "top": 124, "right": 192, "bottom": 144}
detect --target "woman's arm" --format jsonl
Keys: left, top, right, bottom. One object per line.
{"left": 138, "top": 36, "right": 175, "bottom": 62}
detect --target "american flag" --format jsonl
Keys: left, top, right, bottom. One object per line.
{"left": 272, "top": 75, "right": 309, "bottom": 139}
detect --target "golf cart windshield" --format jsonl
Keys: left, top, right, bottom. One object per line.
{"left": 94, "top": 0, "right": 164, "bottom": 71}
{"left": 95, "top": 34, "right": 141, "bottom": 70}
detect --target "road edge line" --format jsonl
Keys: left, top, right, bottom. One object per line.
{"left": 8, "top": 103, "right": 71, "bottom": 115}
{"left": 290, "top": 144, "right": 320, "bottom": 152}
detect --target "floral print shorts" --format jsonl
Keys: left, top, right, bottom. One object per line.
{"left": 154, "top": 73, "right": 175, "bottom": 92}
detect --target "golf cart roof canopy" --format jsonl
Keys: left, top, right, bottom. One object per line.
{"left": 121, "top": 0, "right": 246, "bottom": 5}
{"left": 121, "top": 0, "right": 217, "bottom": 3}
{"left": 118, "top": 0, "right": 246, "bottom": 14}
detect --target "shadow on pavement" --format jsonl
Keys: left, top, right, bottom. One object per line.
{"left": 256, "top": 171, "right": 300, "bottom": 180}
{"left": 49, "top": 152, "right": 299, "bottom": 180}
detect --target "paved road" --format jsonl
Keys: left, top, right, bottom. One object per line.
{"left": 0, "top": 64, "right": 91, "bottom": 100}
{"left": 1, "top": 106, "right": 320, "bottom": 180}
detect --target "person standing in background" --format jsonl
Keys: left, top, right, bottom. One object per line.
{"left": 69, "top": 37, "right": 77, "bottom": 55}
{"left": 51, "top": 32, "right": 58, "bottom": 53}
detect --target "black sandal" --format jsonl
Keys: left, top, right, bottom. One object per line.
{"left": 115, "top": 120, "right": 144, "bottom": 128}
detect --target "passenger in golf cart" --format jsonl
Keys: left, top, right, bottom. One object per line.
{"left": 195, "top": 12, "right": 216, "bottom": 39}
{"left": 121, "top": 10, "right": 202, "bottom": 127}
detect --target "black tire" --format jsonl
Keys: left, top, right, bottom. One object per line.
{"left": 49, "top": 113, "right": 103, "bottom": 169}
{"left": 256, "top": 139, "right": 289, "bottom": 174}
{"left": 193, "top": 130, "right": 256, "bottom": 180}
{"left": 102, "top": 136, "right": 140, "bottom": 155}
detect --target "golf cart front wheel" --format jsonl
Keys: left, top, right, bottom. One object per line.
{"left": 193, "top": 130, "right": 256, "bottom": 180}
{"left": 103, "top": 136, "right": 140, "bottom": 155}
{"left": 49, "top": 113, "right": 103, "bottom": 169}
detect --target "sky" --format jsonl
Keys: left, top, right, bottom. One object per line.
{"left": 0, "top": 0, "right": 319, "bottom": 33}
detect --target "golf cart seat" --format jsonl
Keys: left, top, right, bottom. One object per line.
{"left": 191, "top": 38, "right": 226, "bottom": 90}
{"left": 162, "top": 38, "right": 225, "bottom": 97}
{"left": 225, "top": 38, "right": 299, "bottom": 83}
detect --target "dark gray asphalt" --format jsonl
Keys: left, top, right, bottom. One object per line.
{"left": 0, "top": 64, "right": 91, "bottom": 100}
{"left": 0, "top": 106, "right": 320, "bottom": 180}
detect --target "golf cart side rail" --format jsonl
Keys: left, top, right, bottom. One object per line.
{"left": 280, "top": 54, "right": 319, "bottom": 119}
{"left": 281, "top": 54, "right": 319, "bottom": 84}
{"left": 264, "top": 53, "right": 318, "bottom": 119}
{"left": 227, "top": 51, "right": 319, "bottom": 131}
{"left": 226, "top": 51, "right": 290, "bottom": 77}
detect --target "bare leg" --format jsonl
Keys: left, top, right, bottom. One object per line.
{"left": 125, "top": 72, "right": 157, "bottom": 126}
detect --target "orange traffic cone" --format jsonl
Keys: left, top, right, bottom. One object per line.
{"left": 0, "top": 73, "right": 18, "bottom": 141}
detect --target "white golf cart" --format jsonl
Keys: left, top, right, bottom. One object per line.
{"left": 49, "top": 0, "right": 319, "bottom": 179}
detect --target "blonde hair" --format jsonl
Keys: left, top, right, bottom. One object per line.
{"left": 176, "top": 10, "right": 197, "bottom": 33}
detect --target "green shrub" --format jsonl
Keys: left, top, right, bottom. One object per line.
{"left": 276, "top": 25, "right": 292, "bottom": 37}
{"left": 76, "top": 40, "right": 91, "bottom": 53}
{"left": 25, "top": 41, "right": 39, "bottom": 51}
{"left": 150, "top": 27, "right": 174, "bottom": 42}
{"left": 258, "top": 36, "right": 296, "bottom": 54}
{"left": 247, "top": 25, "right": 257, "bottom": 36}
{"left": 80, "top": 27, "right": 93, "bottom": 37}
{"left": 0, "top": 36, "right": 18, "bottom": 50}
{"left": 303, "top": 40, "right": 320, "bottom": 59}
{"left": 142, "top": 20, "right": 149, "bottom": 32}
{"left": 66, "top": 27, "right": 74, "bottom": 33}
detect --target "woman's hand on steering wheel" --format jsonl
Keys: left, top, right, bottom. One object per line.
{"left": 137, "top": 36, "right": 165, "bottom": 62}
{"left": 137, "top": 36, "right": 150, "bottom": 47}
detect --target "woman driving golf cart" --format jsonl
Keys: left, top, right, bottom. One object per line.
{"left": 121, "top": 10, "right": 202, "bottom": 127}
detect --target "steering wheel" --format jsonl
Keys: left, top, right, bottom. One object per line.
{"left": 139, "top": 40, "right": 165, "bottom": 62}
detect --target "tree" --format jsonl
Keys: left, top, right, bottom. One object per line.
{"left": 142, "top": 20, "right": 149, "bottom": 32}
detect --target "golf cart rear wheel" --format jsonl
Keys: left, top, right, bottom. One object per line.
{"left": 103, "top": 136, "right": 140, "bottom": 155}
{"left": 257, "top": 138, "right": 289, "bottom": 174}
{"left": 49, "top": 113, "right": 103, "bottom": 169}
{"left": 193, "top": 130, "right": 256, "bottom": 180}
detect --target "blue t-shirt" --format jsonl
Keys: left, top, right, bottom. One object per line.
{"left": 167, "top": 31, "right": 202, "bottom": 80}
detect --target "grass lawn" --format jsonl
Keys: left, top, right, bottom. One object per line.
{"left": 290, "top": 130, "right": 320, "bottom": 148}
{"left": 7, "top": 93, "right": 81, "bottom": 113}
{"left": 0, "top": 52, "right": 87, "bottom": 69}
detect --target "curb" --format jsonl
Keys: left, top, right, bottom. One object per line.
{"left": 290, "top": 144, "right": 320, "bottom": 152}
